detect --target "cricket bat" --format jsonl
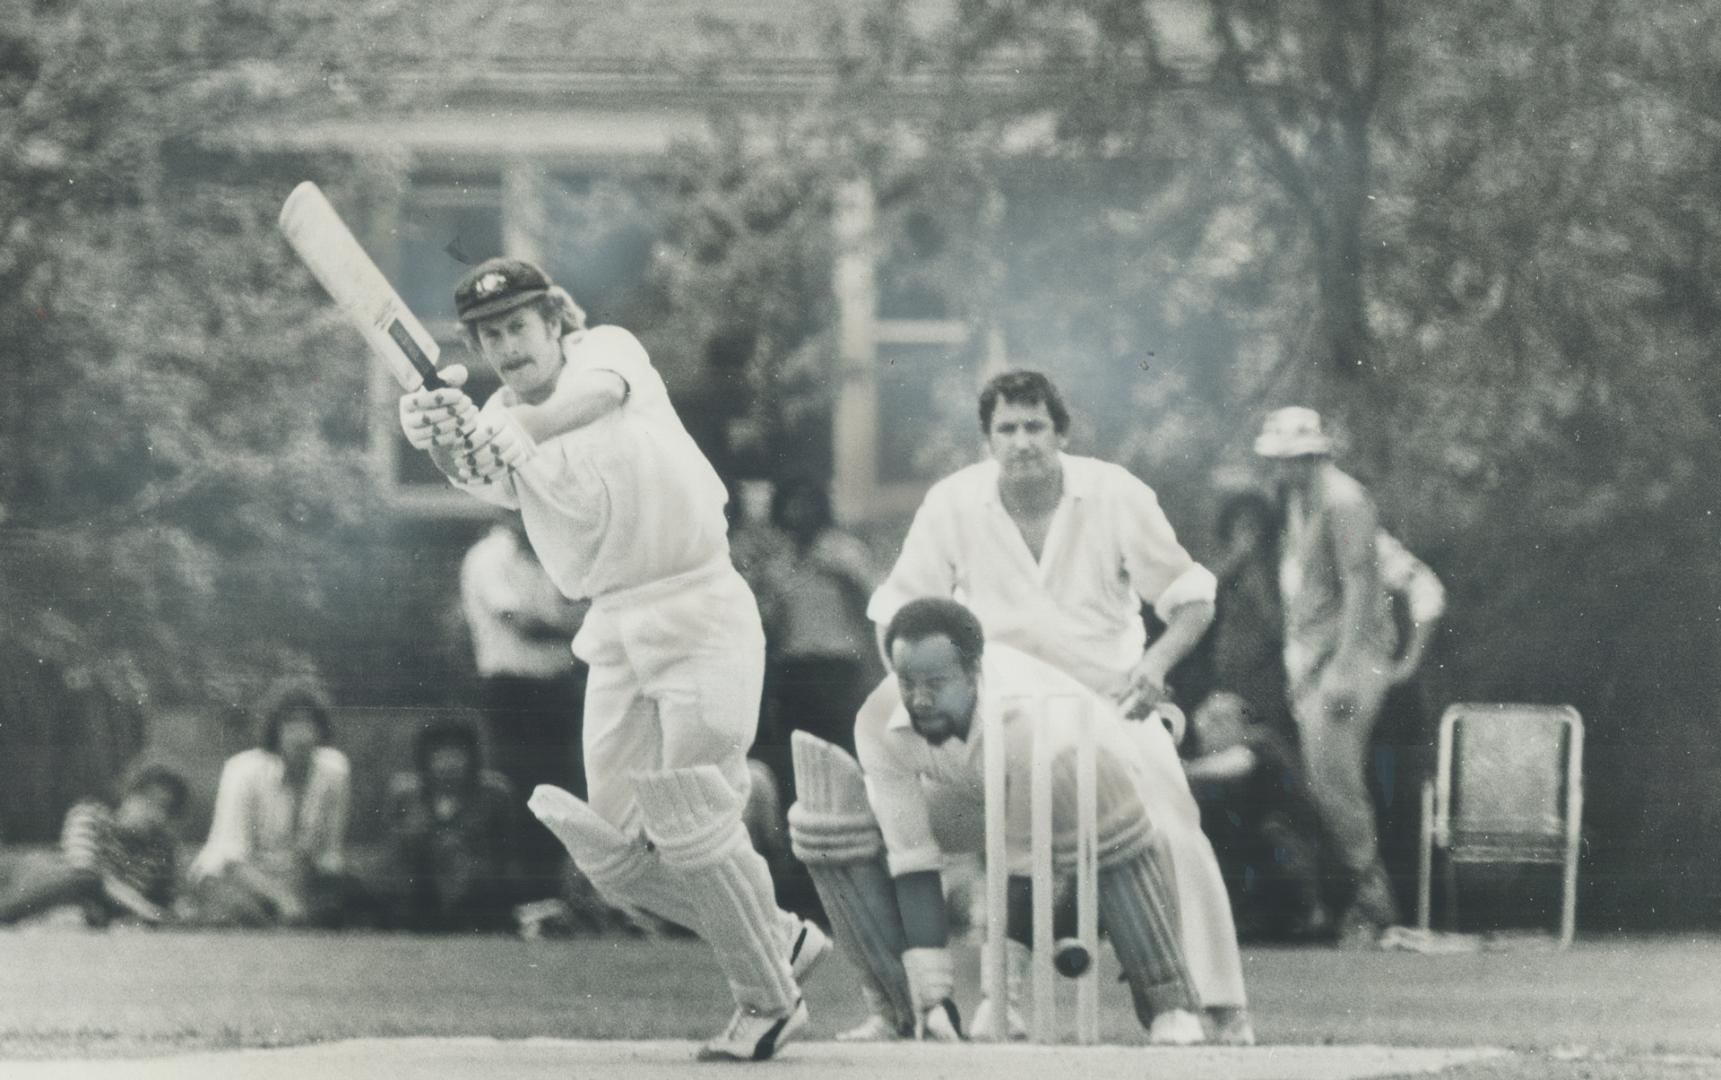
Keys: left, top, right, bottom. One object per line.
{"left": 278, "top": 180, "right": 448, "bottom": 392}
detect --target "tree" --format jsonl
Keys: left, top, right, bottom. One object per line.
{"left": 0, "top": 0, "right": 499, "bottom": 714}
{"left": 810, "top": 0, "right": 1721, "bottom": 920}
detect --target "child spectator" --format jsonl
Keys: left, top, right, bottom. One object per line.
{"left": 384, "top": 719, "right": 520, "bottom": 932}
{"left": 0, "top": 762, "right": 189, "bottom": 927}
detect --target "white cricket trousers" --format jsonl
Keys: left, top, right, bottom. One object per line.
{"left": 574, "top": 558, "right": 766, "bottom": 836}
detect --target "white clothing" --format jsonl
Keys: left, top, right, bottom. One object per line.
{"left": 575, "top": 559, "right": 767, "bottom": 837}
{"left": 855, "top": 645, "right": 1180, "bottom": 878}
{"left": 453, "top": 326, "right": 732, "bottom": 602}
{"left": 868, "top": 455, "right": 1216, "bottom": 698}
{"left": 460, "top": 524, "right": 584, "bottom": 679}
{"left": 855, "top": 645, "right": 1245, "bottom": 1008}
{"left": 1377, "top": 530, "right": 1446, "bottom": 627}
{"left": 190, "top": 746, "right": 350, "bottom": 880}
{"left": 444, "top": 322, "right": 796, "bottom": 1015}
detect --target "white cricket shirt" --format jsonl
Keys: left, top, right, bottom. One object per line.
{"left": 867, "top": 455, "right": 1217, "bottom": 699}
{"left": 456, "top": 326, "right": 731, "bottom": 601}
{"left": 855, "top": 644, "right": 1184, "bottom": 877}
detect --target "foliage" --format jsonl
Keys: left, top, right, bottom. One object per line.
{"left": 0, "top": 0, "right": 490, "bottom": 711}
{"left": 640, "top": 122, "right": 839, "bottom": 479}
{"left": 806, "top": 0, "right": 1721, "bottom": 916}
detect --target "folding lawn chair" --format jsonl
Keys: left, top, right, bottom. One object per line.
{"left": 1417, "top": 703, "right": 1584, "bottom": 947}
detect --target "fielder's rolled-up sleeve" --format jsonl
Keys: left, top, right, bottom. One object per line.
{"left": 1117, "top": 481, "right": 1212, "bottom": 614}
{"left": 1153, "top": 562, "right": 1218, "bottom": 615}
{"left": 867, "top": 489, "right": 960, "bottom": 631}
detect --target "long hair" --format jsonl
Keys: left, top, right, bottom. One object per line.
{"left": 255, "top": 676, "right": 333, "bottom": 753}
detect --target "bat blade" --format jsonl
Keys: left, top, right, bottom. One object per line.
{"left": 278, "top": 180, "right": 445, "bottom": 392}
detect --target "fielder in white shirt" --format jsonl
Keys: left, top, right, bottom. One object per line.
{"left": 397, "top": 257, "right": 825, "bottom": 1062}
{"left": 856, "top": 369, "right": 1247, "bottom": 1038}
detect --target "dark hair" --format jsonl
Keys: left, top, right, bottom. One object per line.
{"left": 121, "top": 762, "right": 190, "bottom": 820}
{"left": 769, "top": 475, "right": 833, "bottom": 534}
{"left": 413, "top": 718, "right": 483, "bottom": 781}
{"left": 257, "top": 677, "right": 333, "bottom": 753}
{"left": 978, "top": 370, "right": 1070, "bottom": 436}
{"left": 883, "top": 597, "right": 986, "bottom": 672}
{"left": 1215, "top": 489, "right": 1280, "bottom": 547}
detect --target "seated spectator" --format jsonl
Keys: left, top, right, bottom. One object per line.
{"left": 1181, "top": 691, "right": 1329, "bottom": 941}
{"left": 187, "top": 678, "right": 362, "bottom": 928}
{"left": 0, "top": 762, "right": 189, "bottom": 927}
{"left": 384, "top": 719, "right": 520, "bottom": 933}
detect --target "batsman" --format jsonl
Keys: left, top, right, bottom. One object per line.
{"left": 397, "top": 257, "right": 826, "bottom": 1062}
{"left": 789, "top": 597, "right": 1207, "bottom": 1044}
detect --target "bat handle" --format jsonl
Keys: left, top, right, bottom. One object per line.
{"left": 421, "top": 370, "right": 447, "bottom": 392}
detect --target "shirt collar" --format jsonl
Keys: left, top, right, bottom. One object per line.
{"left": 980, "top": 453, "right": 1090, "bottom": 507}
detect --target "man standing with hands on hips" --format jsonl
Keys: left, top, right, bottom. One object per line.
{"left": 397, "top": 257, "right": 826, "bottom": 1061}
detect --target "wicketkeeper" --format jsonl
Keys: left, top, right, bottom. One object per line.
{"left": 789, "top": 597, "right": 1208, "bottom": 1045}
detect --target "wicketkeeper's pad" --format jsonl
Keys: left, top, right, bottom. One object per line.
{"left": 788, "top": 731, "right": 916, "bottom": 1036}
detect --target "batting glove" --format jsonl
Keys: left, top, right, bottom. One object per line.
{"left": 454, "top": 408, "right": 536, "bottom": 484}
{"left": 399, "top": 369, "right": 477, "bottom": 451}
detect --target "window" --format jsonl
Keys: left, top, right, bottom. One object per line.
{"left": 831, "top": 179, "right": 990, "bottom": 522}
{"left": 539, "top": 173, "right": 664, "bottom": 330}
{"left": 382, "top": 176, "right": 505, "bottom": 500}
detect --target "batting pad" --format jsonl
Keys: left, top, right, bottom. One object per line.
{"left": 633, "top": 766, "right": 800, "bottom": 1014}
{"left": 526, "top": 784, "right": 702, "bottom": 932}
{"left": 787, "top": 733, "right": 915, "bottom": 1034}
{"left": 1100, "top": 850, "right": 1198, "bottom": 1022}
{"left": 1049, "top": 747, "right": 1156, "bottom": 873}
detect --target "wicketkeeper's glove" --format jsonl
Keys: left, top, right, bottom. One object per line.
{"left": 902, "top": 947, "right": 965, "bottom": 1042}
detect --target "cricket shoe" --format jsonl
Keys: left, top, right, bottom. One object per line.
{"left": 1147, "top": 1008, "right": 1207, "bottom": 1046}
{"left": 788, "top": 918, "right": 830, "bottom": 984}
{"left": 696, "top": 999, "right": 808, "bottom": 1062}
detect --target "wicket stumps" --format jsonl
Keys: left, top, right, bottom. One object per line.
{"left": 981, "top": 695, "right": 1101, "bottom": 1044}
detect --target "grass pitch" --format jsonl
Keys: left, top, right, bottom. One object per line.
{"left": 1, "top": 928, "right": 1718, "bottom": 1078}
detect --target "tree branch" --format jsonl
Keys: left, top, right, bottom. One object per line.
{"left": 1208, "top": 0, "right": 1326, "bottom": 235}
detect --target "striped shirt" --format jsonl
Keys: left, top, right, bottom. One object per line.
{"left": 60, "top": 801, "right": 180, "bottom": 907}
